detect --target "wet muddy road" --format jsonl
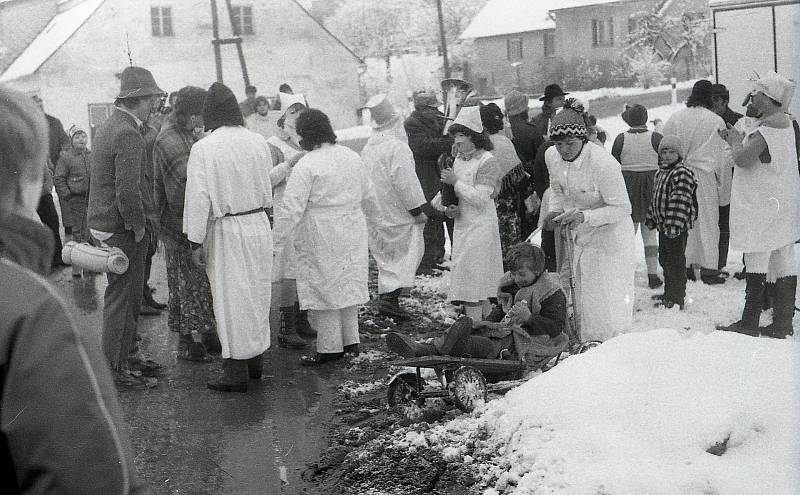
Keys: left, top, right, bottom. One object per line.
{"left": 52, "top": 253, "right": 335, "bottom": 494}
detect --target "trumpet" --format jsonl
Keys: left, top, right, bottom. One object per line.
{"left": 441, "top": 78, "right": 474, "bottom": 135}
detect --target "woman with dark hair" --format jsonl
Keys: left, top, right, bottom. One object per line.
{"left": 273, "top": 108, "right": 382, "bottom": 365}
{"left": 662, "top": 80, "right": 730, "bottom": 284}
{"left": 434, "top": 106, "right": 503, "bottom": 325}
{"left": 480, "top": 102, "right": 526, "bottom": 256}
{"left": 542, "top": 99, "right": 635, "bottom": 343}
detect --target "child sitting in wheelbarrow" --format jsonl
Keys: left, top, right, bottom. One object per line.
{"left": 387, "top": 243, "right": 569, "bottom": 370}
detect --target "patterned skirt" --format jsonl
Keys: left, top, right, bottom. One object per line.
{"left": 495, "top": 164, "right": 528, "bottom": 257}
{"left": 163, "top": 236, "right": 217, "bottom": 336}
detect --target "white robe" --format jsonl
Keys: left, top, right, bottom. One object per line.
{"left": 273, "top": 143, "right": 381, "bottom": 310}
{"left": 662, "top": 107, "right": 729, "bottom": 269}
{"left": 266, "top": 135, "right": 303, "bottom": 281}
{"left": 183, "top": 126, "right": 273, "bottom": 360}
{"left": 546, "top": 142, "right": 635, "bottom": 342}
{"left": 360, "top": 126, "right": 427, "bottom": 294}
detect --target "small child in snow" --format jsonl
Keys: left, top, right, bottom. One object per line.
{"left": 386, "top": 243, "right": 568, "bottom": 369}
{"left": 645, "top": 135, "right": 698, "bottom": 310}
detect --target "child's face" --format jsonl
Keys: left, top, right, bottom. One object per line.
{"left": 72, "top": 133, "right": 88, "bottom": 150}
{"left": 659, "top": 148, "right": 680, "bottom": 165}
{"left": 453, "top": 132, "right": 477, "bottom": 154}
{"left": 511, "top": 265, "right": 540, "bottom": 287}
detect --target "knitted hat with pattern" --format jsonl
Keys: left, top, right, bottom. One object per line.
{"left": 548, "top": 98, "right": 587, "bottom": 139}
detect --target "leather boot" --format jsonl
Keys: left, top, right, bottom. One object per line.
{"left": 434, "top": 316, "right": 474, "bottom": 355}
{"left": 202, "top": 332, "right": 222, "bottom": 355}
{"left": 378, "top": 289, "right": 410, "bottom": 320}
{"left": 762, "top": 282, "right": 776, "bottom": 311}
{"left": 295, "top": 303, "right": 318, "bottom": 338}
{"left": 207, "top": 359, "right": 248, "bottom": 392}
{"left": 278, "top": 306, "right": 308, "bottom": 349}
{"left": 247, "top": 353, "right": 264, "bottom": 379}
{"left": 761, "top": 276, "right": 796, "bottom": 339}
{"left": 300, "top": 352, "right": 343, "bottom": 366}
{"left": 386, "top": 332, "right": 436, "bottom": 357}
{"left": 717, "top": 273, "right": 766, "bottom": 337}
{"left": 449, "top": 334, "right": 498, "bottom": 359}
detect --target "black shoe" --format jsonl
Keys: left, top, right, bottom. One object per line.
{"left": 648, "top": 274, "right": 663, "bottom": 289}
{"left": 300, "top": 352, "right": 343, "bottom": 366}
{"left": 651, "top": 293, "right": 665, "bottom": 301}
{"left": 143, "top": 287, "right": 167, "bottom": 310}
{"left": 686, "top": 268, "right": 696, "bottom": 281}
{"left": 386, "top": 332, "right": 435, "bottom": 357}
{"left": 247, "top": 353, "right": 264, "bottom": 379}
{"left": 139, "top": 303, "right": 162, "bottom": 316}
{"left": 716, "top": 320, "right": 759, "bottom": 337}
{"left": 202, "top": 333, "right": 222, "bottom": 354}
{"left": 654, "top": 300, "right": 684, "bottom": 310}
{"left": 343, "top": 344, "right": 360, "bottom": 356}
{"left": 207, "top": 359, "right": 248, "bottom": 392}
{"left": 701, "top": 274, "right": 726, "bottom": 285}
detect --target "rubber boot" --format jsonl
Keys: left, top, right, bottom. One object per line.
{"left": 207, "top": 359, "right": 248, "bottom": 392}
{"left": 295, "top": 303, "right": 318, "bottom": 339}
{"left": 648, "top": 274, "right": 663, "bottom": 289}
{"left": 447, "top": 333, "right": 498, "bottom": 358}
{"left": 278, "top": 306, "right": 308, "bottom": 349}
{"left": 762, "top": 282, "right": 776, "bottom": 311}
{"left": 377, "top": 289, "right": 410, "bottom": 320}
{"left": 177, "top": 332, "right": 211, "bottom": 362}
{"left": 434, "top": 316, "right": 475, "bottom": 355}
{"left": 386, "top": 332, "right": 436, "bottom": 357}
{"left": 717, "top": 273, "right": 766, "bottom": 337}
{"left": 247, "top": 352, "right": 264, "bottom": 379}
{"left": 761, "top": 276, "right": 796, "bottom": 339}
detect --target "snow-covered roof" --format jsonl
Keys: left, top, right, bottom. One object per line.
{"left": 459, "top": 0, "right": 555, "bottom": 40}
{"left": 710, "top": 0, "right": 798, "bottom": 8}
{"left": 549, "top": 0, "right": 628, "bottom": 10}
{"left": 0, "top": 0, "right": 105, "bottom": 82}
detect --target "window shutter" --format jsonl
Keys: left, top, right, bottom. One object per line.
{"left": 244, "top": 6, "right": 253, "bottom": 34}
{"left": 151, "top": 7, "right": 160, "bottom": 36}
{"left": 608, "top": 18, "right": 614, "bottom": 46}
{"left": 591, "top": 19, "right": 598, "bottom": 47}
{"left": 162, "top": 7, "right": 173, "bottom": 36}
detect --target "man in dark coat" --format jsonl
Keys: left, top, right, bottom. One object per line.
{"left": 1, "top": 86, "right": 151, "bottom": 495}
{"left": 530, "top": 83, "right": 568, "bottom": 151}
{"left": 404, "top": 89, "right": 454, "bottom": 274}
{"left": 87, "top": 66, "right": 166, "bottom": 383}
{"left": 504, "top": 90, "right": 538, "bottom": 238}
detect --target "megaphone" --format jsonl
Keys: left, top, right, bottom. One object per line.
{"left": 62, "top": 241, "right": 129, "bottom": 274}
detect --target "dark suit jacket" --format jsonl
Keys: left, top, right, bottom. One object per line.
{"left": 509, "top": 114, "right": 538, "bottom": 170}
{"left": 404, "top": 108, "right": 454, "bottom": 201}
{"left": 87, "top": 109, "right": 147, "bottom": 234}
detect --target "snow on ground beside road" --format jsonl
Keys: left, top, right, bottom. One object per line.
{"left": 596, "top": 102, "right": 684, "bottom": 151}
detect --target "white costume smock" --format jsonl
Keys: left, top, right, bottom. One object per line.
{"left": 435, "top": 149, "right": 504, "bottom": 303}
{"left": 267, "top": 135, "right": 303, "bottom": 281}
{"left": 546, "top": 142, "right": 635, "bottom": 342}
{"left": 662, "top": 107, "right": 728, "bottom": 269}
{"left": 730, "top": 116, "right": 800, "bottom": 256}
{"left": 273, "top": 143, "right": 381, "bottom": 310}
{"left": 360, "top": 125, "right": 427, "bottom": 294}
{"left": 183, "top": 126, "right": 273, "bottom": 359}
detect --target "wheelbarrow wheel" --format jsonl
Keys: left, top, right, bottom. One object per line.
{"left": 450, "top": 366, "right": 487, "bottom": 413}
{"left": 387, "top": 372, "right": 424, "bottom": 419}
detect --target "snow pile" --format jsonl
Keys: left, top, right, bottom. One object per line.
{"left": 426, "top": 329, "right": 799, "bottom": 494}
{"left": 339, "top": 379, "right": 385, "bottom": 399}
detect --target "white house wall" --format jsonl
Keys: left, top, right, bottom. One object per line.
{"left": 8, "top": 0, "right": 362, "bottom": 139}
{"left": 471, "top": 30, "right": 550, "bottom": 94}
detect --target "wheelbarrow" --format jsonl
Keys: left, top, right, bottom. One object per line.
{"left": 386, "top": 355, "right": 529, "bottom": 414}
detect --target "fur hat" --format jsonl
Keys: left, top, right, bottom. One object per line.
{"left": 412, "top": 89, "right": 439, "bottom": 109}
{"left": 658, "top": 135, "right": 683, "bottom": 157}
{"left": 504, "top": 90, "right": 528, "bottom": 116}
{"left": 548, "top": 98, "right": 587, "bottom": 139}
{"left": 203, "top": 82, "right": 244, "bottom": 131}
{"left": 621, "top": 104, "right": 648, "bottom": 127}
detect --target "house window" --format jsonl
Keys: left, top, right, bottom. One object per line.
{"left": 628, "top": 16, "right": 638, "bottom": 34}
{"left": 543, "top": 32, "right": 555, "bottom": 57}
{"left": 151, "top": 6, "right": 173, "bottom": 36}
{"left": 507, "top": 37, "right": 523, "bottom": 61}
{"left": 231, "top": 5, "right": 254, "bottom": 35}
{"left": 591, "top": 18, "right": 614, "bottom": 47}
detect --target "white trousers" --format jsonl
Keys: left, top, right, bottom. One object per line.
{"left": 744, "top": 244, "right": 797, "bottom": 282}
{"left": 309, "top": 305, "right": 360, "bottom": 353}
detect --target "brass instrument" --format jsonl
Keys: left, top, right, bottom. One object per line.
{"left": 440, "top": 78, "right": 474, "bottom": 135}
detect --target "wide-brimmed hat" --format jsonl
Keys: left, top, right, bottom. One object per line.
{"left": 450, "top": 105, "right": 483, "bottom": 133}
{"left": 363, "top": 94, "right": 398, "bottom": 129}
{"left": 117, "top": 66, "right": 165, "bottom": 99}
{"left": 504, "top": 90, "right": 528, "bottom": 116}
{"left": 621, "top": 104, "right": 648, "bottom": 126}
{"left": 750, "top": 71, "right": 796, "bottom": 109}
{"left": 688, "top": 80, "right": 713, "bottom": 105}
{"left": 278, "top": 92, "right": 306, "bottom": 117}
{"left": 539, "top": 84, "right": 569, "bottom": 102}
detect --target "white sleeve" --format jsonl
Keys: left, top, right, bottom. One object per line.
{"left": 183, "top": 145, "right": 211, "bottom": 244}
{"left": 582, "top": 152, "right": 632, "bottom": 227}
{"left": 273, "top": 162, "right": 312, "bottom": 247}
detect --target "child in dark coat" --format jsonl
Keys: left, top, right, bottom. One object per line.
{"left": 645, "top": 135, "right": 698, "bottom": 310}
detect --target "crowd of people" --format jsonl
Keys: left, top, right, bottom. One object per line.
{"left": 2, "top": 59, "right": 799, "bottom": 493}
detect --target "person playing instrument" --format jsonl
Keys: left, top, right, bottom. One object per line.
{"left": 386, "top": 243, "right": 568, "bottom": 369}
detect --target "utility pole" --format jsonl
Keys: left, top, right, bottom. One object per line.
{"left": 209, "top": 0, "right": 250, "bottom": 87}
{"left": 435, "top": 0, "right": 451, "bottom": 78}
{"left": 210, "top": 0, "right": 223, "bottom": 82}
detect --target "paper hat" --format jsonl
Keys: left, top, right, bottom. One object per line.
{"left": 750, "top": 71, "right": 796, "bottom": 109}
{"left": 450, "top": 105, "right": 483, "bottom": 133}
{"left": 278, "top": 92, "right": 307, "bottom": 116}
{"left": 363, "top": 94, "right": 398, "bottom": 128}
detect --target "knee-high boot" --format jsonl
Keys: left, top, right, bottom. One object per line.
{"left": 761, "top": 276, "right": 796, "bottom": 339}
{"left": 717, "top": 273, "right": 766, "bottom": 337}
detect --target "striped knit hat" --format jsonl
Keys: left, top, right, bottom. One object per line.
{"left": 548, "top": 98, "right": 587, "bottom": 139}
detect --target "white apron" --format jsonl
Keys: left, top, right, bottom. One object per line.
{"left": 730, "top": 122, "right": 800, "bottom": 252}
{"left": 447, "top": 151, "right": 504, "bottom": 303}
{"left": 183, "top": 126, "right": 274, "bottom": 359}
{"left": 685, "top": 168, "right": 720, "bottom": 269}
{"left": 267, "top": 135, "right": 302, "bottom": 281}
{"left": 546, "top": 143, "right": 635, "bottom": 342}
{"left": 360, "top": 129, "right": 427, "bottom": 294}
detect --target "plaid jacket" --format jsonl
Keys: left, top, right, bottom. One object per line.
{"left": 152, "top": 115, "right": 197, "bottom": 243}
{"left": 645, "top": 162, "right": 698, "bottom": 238}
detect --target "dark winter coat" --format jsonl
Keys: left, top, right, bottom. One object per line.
{"left": 404, "top": 107, "right": 454, "bottom": 201}
{"left": 87, "top": 108, "right": 148, "bottom": 235}
{"left": 529, "top": 105, "right": 557, "bottom": 157}
{"left": 45, "top": 113, "right": 69, "bottom": 165}
{"left": 54, "top": 148, "right": 91, "bottom": 198}
{"left": 0, "top": 211, "right": 151, "bottom": 495}
{"left": 508, "top": 113, "right": 538, "bottom": 169}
